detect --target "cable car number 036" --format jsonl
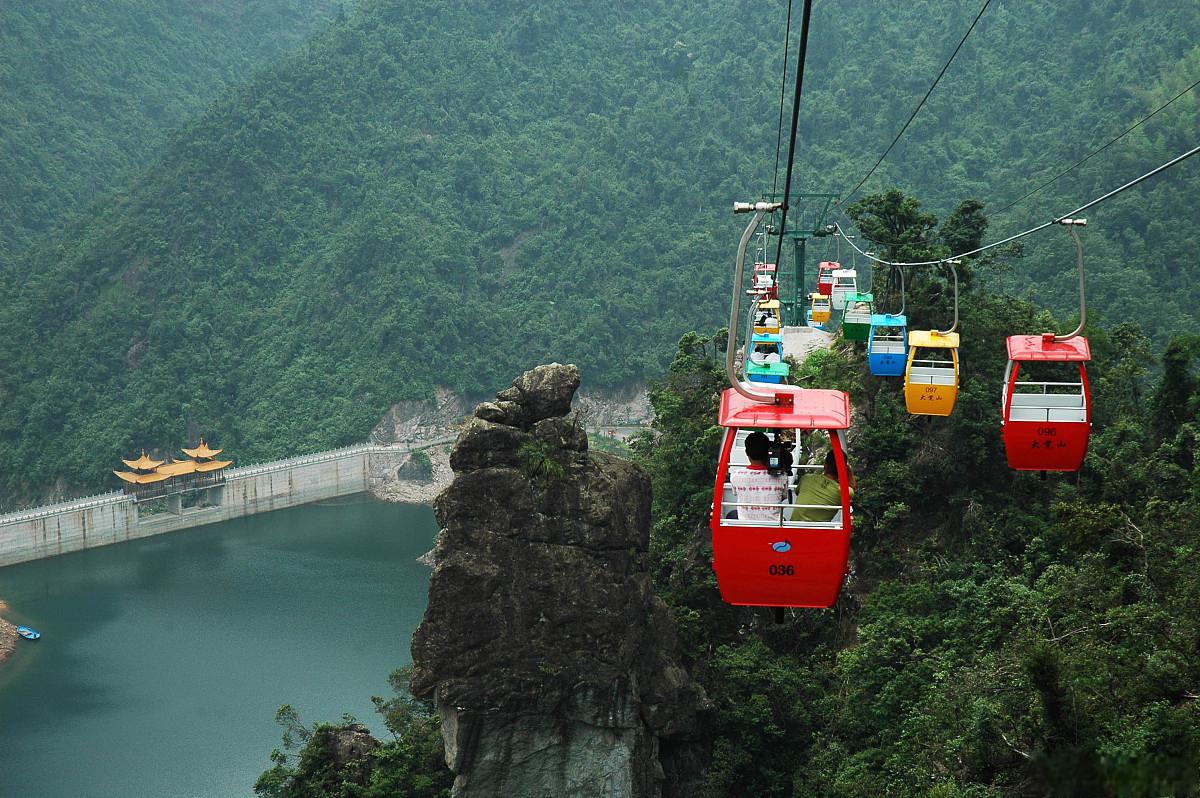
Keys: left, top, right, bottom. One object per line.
{"left": 768, "top": 564, "right": 795, "bottom": 576}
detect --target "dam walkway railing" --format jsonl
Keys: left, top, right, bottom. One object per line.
{"left": 0, "top": 441, "right": 431, "bottom": 529}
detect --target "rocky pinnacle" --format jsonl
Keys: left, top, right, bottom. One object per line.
{"left": 411, "top": 363, "right": 710, "bottom": 798}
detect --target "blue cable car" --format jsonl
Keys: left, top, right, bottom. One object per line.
{"left": 751, "top": 332, "right": 784, "bottom": 358}
{"left": 867, "top": 313, "right": 908, "bottom": 376}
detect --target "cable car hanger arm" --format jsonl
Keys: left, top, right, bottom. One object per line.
{"left": 728, "top": 203, "right": 782, "bottom": 403}
{"left": 1056, "top": 219, "right": 1086, "bottom": 341}
{"left": 937, "top": 259, "right": 959, "bottom": 336}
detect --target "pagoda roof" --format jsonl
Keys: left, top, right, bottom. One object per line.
{"left": 182, "top": 438, "right": 223, "bottom": 459}
{"left": 156, "top": 460, "right": 197, "bottom": 478}
{"left": 121, "top": 451, "right": 164, "bottom": 470}
{"left": 194, "top": 459, "right": 233, "bottom": 472}
{"left": 113, "top": 470, "right": 171, "bottom": 485}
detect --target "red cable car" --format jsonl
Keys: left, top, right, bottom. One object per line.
{"left": 816, "top": 261, "right": 838, "bottom": 296}
{"left": 753, "top": 261, "right": 778, "bottom": 299}
{"left": 713, "top": 202, "right": 854, "bottom": 609}
{"left": 1002, "top": 334, "right": 1091, "bottom": 471}
{"left": 710, "top": 386, "right": 853, "bottom": 607}
{"left": 1001, "top": 218, "right": 1093, "bottom": 472}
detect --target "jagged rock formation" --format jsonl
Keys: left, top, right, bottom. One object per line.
{"left": 411, "top": 363, "right": 710, "bottom": 798}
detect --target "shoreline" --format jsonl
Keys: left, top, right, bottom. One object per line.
{"left": 0, "top": 601, "right": 16, "bottom": 666}
{"left": 370, "top": 444, "right": 453, "bottom": 506}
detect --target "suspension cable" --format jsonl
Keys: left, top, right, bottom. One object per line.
{"left": 838, "top": 0, "right": 993, "bottom": 208}
{"left": 771, "top": 0, "right": 795, "bottom": 201}
{"left": 994, "top": 75, "right": 1200, "bottom": 216}
{"left": 834, "top": 143, "right": 1200, "bottom": 268}
{"left": 772, "top": 0, "right": 815, "bottom": 268}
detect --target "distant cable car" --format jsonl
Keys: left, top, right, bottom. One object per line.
{"left": 904, "top": 260, "right": 961, "bottom": 416}
{"left": 1002, "top": 220, "right": 1092, "bottom": 471}
{"left": 753, "top": 262, "right": 778, "bottom": 299}
{"left": 751, "top": 332, "right": 784, "bottom": 355}
{"left": 746, "top": 360, "right": 789, "bottom": 384}
{"left": 868, "top": 314, "right": 908, "bottom": 376}
{"left": 816, "top": 261, "right": 837, "bottom": 296}
{"left": 840, "top": 292, "right": 874, "bottom": 342}
{"left": 830, "top": 269, "right": 857, "bottom": 311}
{"left": 753, "top": 299, "right": 781, "bottom": 334}
{"left": 713, "top": 201, "right": 855, "bottom": 608}
{"left": 808, "top": 292, "right": 831, "bottom": 324}
{"left": 868, "top": 265, "right": 907, "bottom": 376}
{"left": 748, "top": 332, "right": 787, "bottom": 385}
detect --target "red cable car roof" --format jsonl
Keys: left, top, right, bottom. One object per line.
{"left": 754, "top": 262, "right": 777, "bottom": 272}
{"left": 1005, "top": 334, "right": 1091, "bottom": 362}
{"left": 718, "top": 387, "right": 851, "bottom": 430}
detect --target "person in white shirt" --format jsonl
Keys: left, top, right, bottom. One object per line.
{"left": 750, "top": 345, "right": 781, "bottom": 365}
{"left": 729, "top": 431, "right": 788, "bottom": 522}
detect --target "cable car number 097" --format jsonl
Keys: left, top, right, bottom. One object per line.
{"left": 768, "top": 564, "right": 795, "bottom": 576}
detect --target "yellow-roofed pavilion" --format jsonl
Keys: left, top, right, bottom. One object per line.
{"left": 179, "top": 438, "right": 233, "bottom": 472}
{"left": 113, "top": 450, "right": 170, "bottom": 485}
{"left": 114, "top": 438, "right": 233, "bottom": 497}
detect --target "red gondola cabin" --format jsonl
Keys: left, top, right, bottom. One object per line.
{"left": 753, "top": 262, "right": 778, "bottom": 299}
{"left": 710, "top": 386, "right": 853, "bottom": 607}
{"left": 1001, "top": 334, "right": 1092, "bottom": 471}
{"left": 816, "top": 261, "right": 838, "bottom": 296}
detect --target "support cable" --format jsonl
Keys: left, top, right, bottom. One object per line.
{"left": 772, "top": 0, "right": 816, "bottom": 269}
{"left": 838, "top": 0, "right": 993, "bottom": 208}
{"left": 834, "top": 143, "right": 1200, "bottom": 268}
{"left": 994, "top": 75, "right": 1200, "bottom": 215}
{"left": 771, "top": 0, "right": 795, "bottom": 201}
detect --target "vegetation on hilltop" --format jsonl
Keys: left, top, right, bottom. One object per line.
{"left": 1, "top": 0, "right": 1197, "bottom": 507}
{"left": 629, "top": 194, "right": 1200, "bottom": 796}
{"left": 0, "top": 0, "right": 339, "bottom": 265}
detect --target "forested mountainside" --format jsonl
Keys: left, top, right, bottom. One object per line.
{"left": 256, "top": 195, "right": 1200, "bottom": 798}
{"left": 0, "top": 0, "right": 339, "bottom": 264}
{"left": 1, "top": 0, "right": 1197, "bottom": 505}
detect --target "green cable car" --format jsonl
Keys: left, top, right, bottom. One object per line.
{"left": 841, "top": 292, "right": 874, "bottom": 341}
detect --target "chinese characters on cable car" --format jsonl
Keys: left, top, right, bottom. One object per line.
{"left": 1032, "top": 427, "right": 1069, "bottom": 448}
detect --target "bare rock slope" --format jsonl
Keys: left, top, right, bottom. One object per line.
{"left": 411, "top": 363, "right": 709, "bottom": 798}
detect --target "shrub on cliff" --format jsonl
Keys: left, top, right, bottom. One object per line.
{"left": 255, "top": 670, "right": 452, "bottom": 798}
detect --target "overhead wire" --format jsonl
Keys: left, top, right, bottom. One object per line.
{"left": 837, "top": 0, "right": 993, "bottom": 208}
{"left": 834, "top": 143, "right": 1200, "bottom": 267}
{"left": 771, "top": 0, "right": 816, "bottom": 268}
{"left": 771, "top": 0, "right": 795, "bottom": 201}
{"left": 993, "top": 75, "right": 1200, "bottom": 216}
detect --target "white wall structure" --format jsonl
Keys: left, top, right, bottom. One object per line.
{"left": 0, "top": 445, "right": 410, "bottom": 567}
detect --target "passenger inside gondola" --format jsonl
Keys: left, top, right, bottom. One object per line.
{"left": 749, "top": 344, "right": 781, "bottom": 365}
{"left": 729, "top": 431, "right": 789, "bottom": 521}
{"left": 790, "top": 450, "right": 855, "bottom": 522}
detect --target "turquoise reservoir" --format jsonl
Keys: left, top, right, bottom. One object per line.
{"left": 0, "top": 498, "right": 436, "bottom": 798}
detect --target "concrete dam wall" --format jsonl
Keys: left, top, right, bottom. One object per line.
{"left": 0, "top": 445, "right": 410, "bottom": 567}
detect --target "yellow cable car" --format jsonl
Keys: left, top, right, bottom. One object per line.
{"left": 903, "top": 330, "right": 960, "bottom": 416}
{"left": 808, "top": 292, "right": 831, "bottom": 323}
{"left": 753, "top": 299, "right": 781, "bottom": 334}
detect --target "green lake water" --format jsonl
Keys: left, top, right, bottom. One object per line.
{"left": 0, "top": 498, "right": 437, "bottom": 798}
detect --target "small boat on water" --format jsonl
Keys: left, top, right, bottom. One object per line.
{"left": 15, "top": 626, "right": 40, "bottom": 641}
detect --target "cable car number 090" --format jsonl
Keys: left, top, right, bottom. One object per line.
{"left": 768, "top": 564, "right": 795, "bottom": 576}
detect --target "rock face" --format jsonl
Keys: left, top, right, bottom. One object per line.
{"left": 411, "top": 363, "right": 709, "bottom": 798}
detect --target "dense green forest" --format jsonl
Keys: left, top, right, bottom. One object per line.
{"left": 255, "top": 193, "right": 1200, "bottom": 797}
{"left": 0, "top": 0, "right": 339, "bottom": 266}
{"left": 1, "top": 0, "right": 1196, "bottom": 506}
